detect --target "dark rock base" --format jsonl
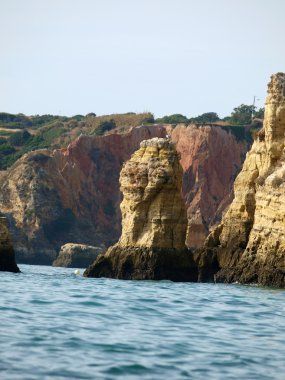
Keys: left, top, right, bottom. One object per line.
{"left": 84, "top": 245, "right": 198, "bottom": 282}
{"left": 194, "top": 247, "right": 285, "bottom": 288}
{"left": 215, "top": 261, "right": 285, "bottom": 288}
{"left": 0, "top": 247, "right": 20, "bottom": 273}
{"left": 0, "top": 217, "right": 20, "bottom": 273}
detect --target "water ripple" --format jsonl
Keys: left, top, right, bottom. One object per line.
{"left": 0, "top": 265, "right": 285, "bottom": 379}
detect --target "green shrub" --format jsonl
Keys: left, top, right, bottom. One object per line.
{"left": 189, "top": 112, "right": 220, "bottom": 124}
{"left": 156, "top": 114, "right": 188, "bottom": 124}
{"left": 0, "top": 144, "right": 16, "bottom": 155}
{"left": 93, "top": 120, "right": 116, "bottom": 136}
{"left": 9, "top": 130, "right": 31, "bottom": 146}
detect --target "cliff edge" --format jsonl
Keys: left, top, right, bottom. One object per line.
{"left": 84, "top": 138, "right": 197, "bottom": 281}
{"left": 196, "top": 73, "right": 285, "bottom": 287}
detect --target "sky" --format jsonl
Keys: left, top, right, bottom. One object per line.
{"left": 1, "top": 0, "right": 285, "bottom": 118}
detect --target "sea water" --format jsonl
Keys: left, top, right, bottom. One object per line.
{"left": 1, "top": 265, "right": 285, "bottom": 380}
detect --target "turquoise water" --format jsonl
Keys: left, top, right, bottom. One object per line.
{"left": 1, "top": 265, "right": 285, "bottom": 380}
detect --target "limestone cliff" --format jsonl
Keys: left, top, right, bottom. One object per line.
{"left": 196, "top": 73, "right": 285, "bottom": 287}
{"left": 0, "top": 217, "right": 19, "bottom": 273}
{"left": 0, "top": 124, "right": 247, "bottom": 265}
{"left": 84, "top": 138, "right": 197, "bottom": 281}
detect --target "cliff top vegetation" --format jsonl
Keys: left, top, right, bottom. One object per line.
{"left": 0, "top": 104, "right": 263, "bottom": 170}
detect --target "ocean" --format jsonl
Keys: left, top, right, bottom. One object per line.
{"left": 1, "top": 264, "right": 285, "bottom": 380}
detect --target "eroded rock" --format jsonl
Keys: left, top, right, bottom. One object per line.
{"left": 197, "top": 73, "right": 285, "bottom": 287}
{"left": 84, "top": 138, "right": 197, "bottom": 281}
{"left": 0, "top": 123, "right": 247, "bottom": 265}
{"left": 53, "top": 243, "right": 103, "bottom": 268}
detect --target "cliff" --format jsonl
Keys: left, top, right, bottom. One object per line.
{"left": 196, "top": 73, "right": 285, "bottom": 287}
{"left": 0, "top": 125, "right": 166, "bottom": 264}
{"left": 84, "top": 138, "right": 197, "bottom": 280}
{"left": 0, "top": 124, "right": 247, "bottom": 265}
{"left": 0, "top": 217, "right": 19, "bottom": 273}
{"left": 171, "top": 124, "right": 247, "bottom": 247}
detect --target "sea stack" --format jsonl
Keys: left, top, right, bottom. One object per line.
{"left": 195, "top": 73, "right": 285, "bottom": 287}
{"left": 84, "top": 138, "right": 197, "bottom": 281}
{"left": 0, "top": 217, "right": 20, "bottom": 273}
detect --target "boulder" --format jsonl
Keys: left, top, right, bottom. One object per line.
{"left": 53, "top": 243, "right": 103, "bottom": 268}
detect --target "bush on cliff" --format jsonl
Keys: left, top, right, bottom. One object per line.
{"left": 156, "top": 114, "right": 188, "bottom": 124}
{"left": 189, "top": 112, "right": 220, "bottom": 124}
{"left": 93, "top": 120, "right": 116, "bottom": 136}
{"left": 9, "top": 130, "right": 31, "bottom": 146}
{"left": 224, "top": 104, "right": 264, "bottom": 125}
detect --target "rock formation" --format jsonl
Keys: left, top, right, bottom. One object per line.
{"left": 196, "top": 73, "right": 285, "bottom": 287}
{"left": 0, "top": 125, "right": 166, "bottom": 264}
{"left": 84, "top": 138, "right": 197, "bottom": 281}
{"left": 0, "top": 123, "right": 247, "bottom": 265}
{"left": 171, "top": 124, "right": 248, "bottom": 247}
{"left": 0, "top": 217, "right": 20, "bottom": 273}
{"left": 52, "top": 243, "right": 103, "bottom": 268}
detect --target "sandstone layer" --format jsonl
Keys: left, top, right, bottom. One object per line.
{"left": 0, "top": 124, "right": 247, "bottom": 265}
{"left": 0, "top": 217, "right": 19, "bottom": 273}
{"left": 84, "top": 138, "right": 197, "bottom": 281}
{"left": 196, "top": 73, "right": 285, "bottom": 287}
{"left": 52, "top": 243, "right": 103, "bottom": 268}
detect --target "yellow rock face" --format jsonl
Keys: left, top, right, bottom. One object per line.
{"left": 84, "top": 138, "right": 197, "bottom": 281}
{"left": 201, "top": 73, "right": 285, "bottom": 286}
{"left": 118, "top": 138, "right": 187, "bottom": 250}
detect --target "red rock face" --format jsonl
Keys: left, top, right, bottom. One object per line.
{"left": 0, "top": 125, "right": 167, "bottom": 263}
{"left": 53, "top": 125, "right": 167, "bottom": 242}
{"left": 0, "top": 124, "right": 248, "bottom": 264}
{"left": 170, "top": 125, "right": 248, "bottom": 247}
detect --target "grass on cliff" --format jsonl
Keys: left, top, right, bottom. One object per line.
{"left": 0, "top": 112, "right": 154, "bottom": 170}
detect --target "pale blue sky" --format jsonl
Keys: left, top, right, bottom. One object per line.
{"left": 1, "top": 0, "right": 285, "bottom": 118}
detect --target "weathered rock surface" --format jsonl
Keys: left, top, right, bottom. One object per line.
{"left": 171, "top": 124, "right": 248, "bottom": 247}
{"left": 0, "top": 123, "right": 247, "bottom": 265}
{"left": 0, "top": 217, "right": 19, "bottom": 273}
{"left": 0, "top": 125, "right": 166, "bottom": 264}
{"left": 53, "top": 243, "right": 103, "bottom": 268}
{"left": 84, "top": 138, "right": 197, "bottom": 281}
{"left": 197, "top": 73, "right": 285, "bottom": 287}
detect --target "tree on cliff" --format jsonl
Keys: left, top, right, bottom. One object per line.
{"left": 155, "top": 114, "right": 188, "bottom": 124}
{"left": 230, "top": 104, "right": 255, "bottom": 124}
{"left": 225, "top": 104, "right": 264, "bottom": 125}
{"left": 189, "top": 112, "right": 220, "bottom": 123}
